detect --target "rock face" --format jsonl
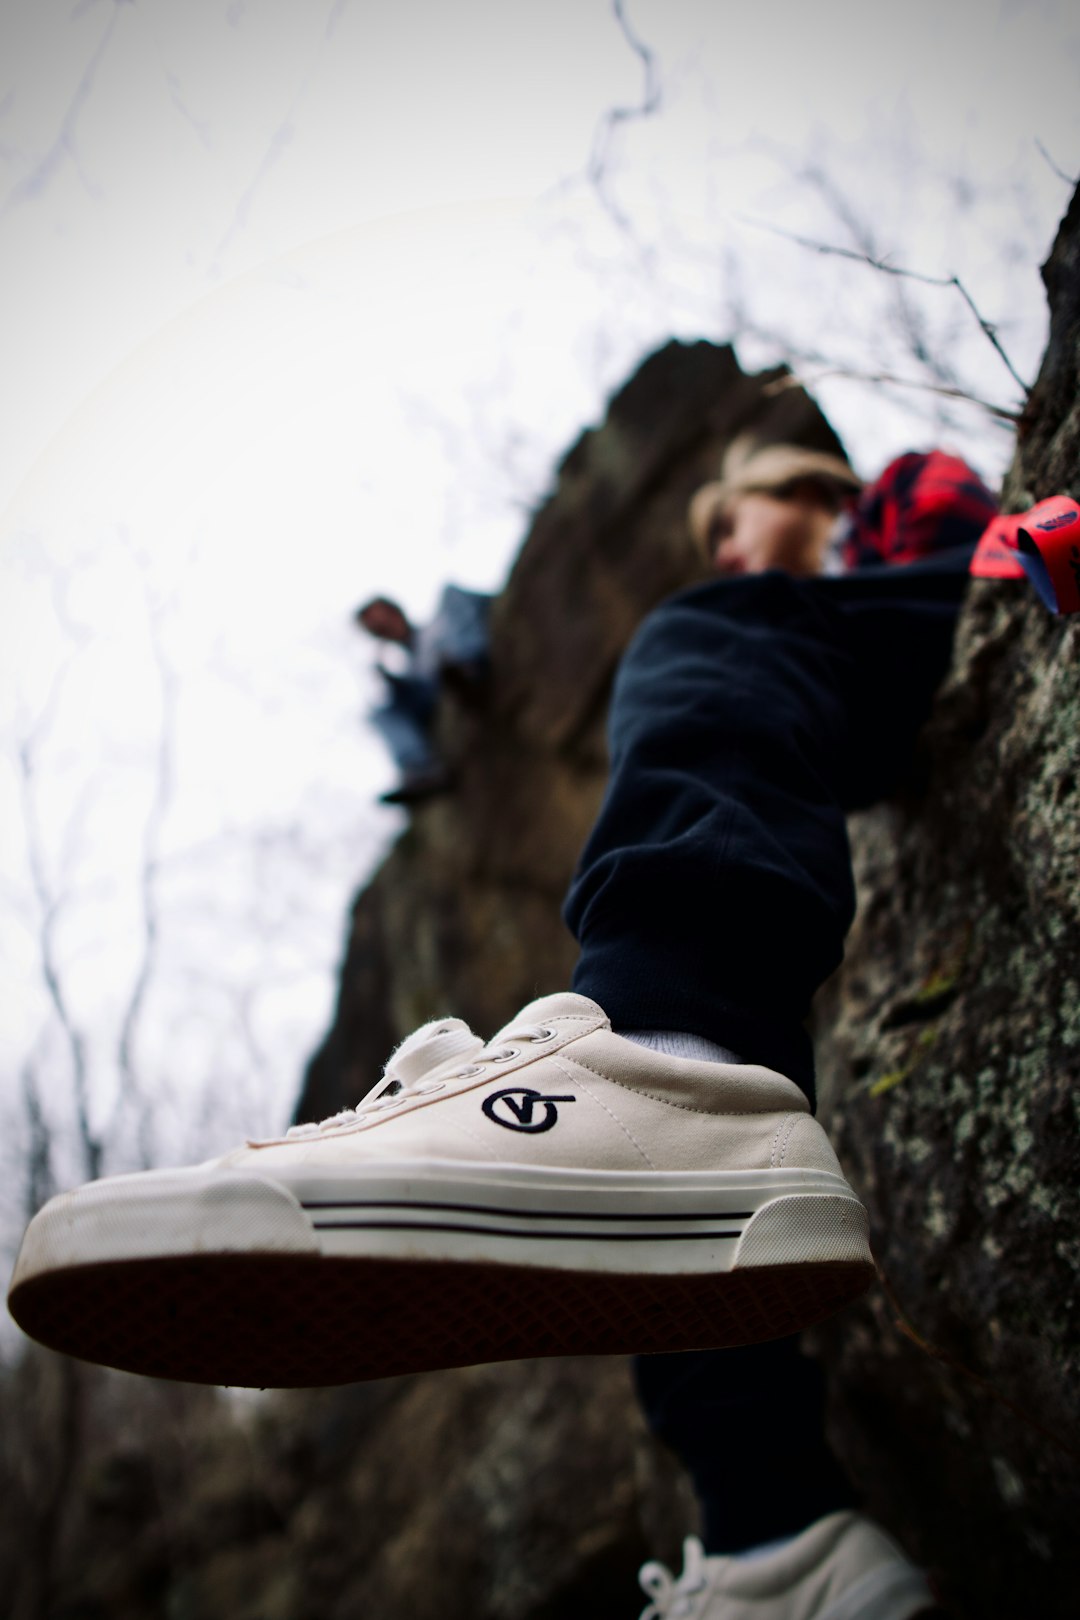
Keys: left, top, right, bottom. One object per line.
{"left": 812, "top": 184, "right": 1080, "bottom": 1618}
{"left": 1, "top": 1341, "right": 698, "bottom": 1620}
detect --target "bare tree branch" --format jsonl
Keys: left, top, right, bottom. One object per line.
{"left": 943, "top": 274, "right": 1032, "bottom": 397}
{"left": 763, "top": 367, "right": 1019, "bottom": 426}
{"left": 740, "top": 214, "right": 1031, "bottom": 397}
{"left": 324, "top": 0, "right": 352, "bottom": 40}
{"left": 1035, "top": 138, "right": 1078, "bottom": 187}
{"left": 795, "top": 160, "right": 960, "bottom": 390}
{"left": 111, "top": 623, "right": 176, "bottom": 1168}
{"left": 578, "top": 0, "right": 662, "bottom": 250}
{"left": 20, "top": 1054, "right": 53, "bottom": 1219}
{"left": 210, "top": 0, "right": 349, "bottom": 273}
{"left": 0, "top": 0, "right": 121, "bottom": 219}
{"left": 17, "top": 733, "right": 101, "bottom": 1182}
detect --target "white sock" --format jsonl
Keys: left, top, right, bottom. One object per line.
{"left": 617, "top": 1029, "right": 743, "bottom": 1065}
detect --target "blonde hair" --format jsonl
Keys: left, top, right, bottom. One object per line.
{"left": 688, "top": 437, "right": 862, "bottom": 558}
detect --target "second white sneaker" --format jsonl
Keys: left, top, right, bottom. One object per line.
{"left": 637, "top": 1513, "right": 940, "bottom": 1620}
{"left": 8, "top": 992, "right": 873, "bottom": 1387}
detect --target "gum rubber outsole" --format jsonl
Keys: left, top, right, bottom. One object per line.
{"left": 8, "top": 1252, "right": 875, "bottom": 1388}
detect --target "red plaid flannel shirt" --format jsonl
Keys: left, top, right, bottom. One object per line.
{"left": 841, "top": 450, "right": 998, "bottom": 571}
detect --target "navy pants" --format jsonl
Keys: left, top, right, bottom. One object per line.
{"left": 564, "top": 554, "right": 972, "bottom": 1551}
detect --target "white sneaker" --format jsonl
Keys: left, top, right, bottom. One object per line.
{"left": 637, "top": 1514, "right": 939, "bottom": 1620}
{"left": 8, "top": 993, "right": 872, "bottom": 1387}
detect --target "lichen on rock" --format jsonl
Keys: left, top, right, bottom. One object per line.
{"left": 812, "top": 185, "right": 1080, "bottom": 1618}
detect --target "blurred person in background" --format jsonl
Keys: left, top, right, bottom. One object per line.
{"left": 356, "top": 582, "right": 492, "bottom": 806}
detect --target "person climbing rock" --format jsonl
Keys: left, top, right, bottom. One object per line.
{"left": 9, "top": 436, "right": 1002, "bottom": 1620}
{"left": 620, "top": 439, "right": 992, "bottom": 1618}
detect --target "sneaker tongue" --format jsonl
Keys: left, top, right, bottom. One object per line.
{"left": 491, "top": 992, "right": 609, "bottom": 1045}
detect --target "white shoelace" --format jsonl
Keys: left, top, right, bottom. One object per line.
{"left": 279, "top": 1016, "right": 557, "bottom": 1140}
{"left": 638, "top": 1537, "right": 711, "bottom": 1620}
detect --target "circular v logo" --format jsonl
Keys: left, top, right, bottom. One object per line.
{"left": 482, "top": 1086, "right": 576, "bottom": 1134}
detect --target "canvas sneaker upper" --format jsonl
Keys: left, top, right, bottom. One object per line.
{"left": 637, "top": 1513, "right": 938, "bottom": 1620}
{"left": 222, "top": 990, "right": 845, "bottom": 1182}
{"left": 8, "top": 992, "right": 875, "bottom": 1387}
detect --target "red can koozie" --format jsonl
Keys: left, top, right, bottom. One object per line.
{"left": 969, "top": 495, "right": 1080, "bottom": 613}
{"left": 1016, "top": 495, "right": 1080, "bottom": 615}
{"left": 969, "top": 513, "right": 1027, "bottom": 579}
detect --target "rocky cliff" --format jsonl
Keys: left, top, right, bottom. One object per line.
{"left": 5, "top": 196, "right": 1077, "bottom": 1620}
{"left": 811, "top": 183, "right": 1080, "bottom": 1613}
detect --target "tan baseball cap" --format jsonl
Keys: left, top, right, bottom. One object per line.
{"left": 689, "top": 436, "right": 863, "bottom": 556}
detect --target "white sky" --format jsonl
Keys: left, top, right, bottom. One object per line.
{"left": 1, "top": 0, "right": 1078, "bottom": 1265}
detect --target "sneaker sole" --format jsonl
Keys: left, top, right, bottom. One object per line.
{"left": 8, "top": 1166, "right": 874, "bottom": 1386}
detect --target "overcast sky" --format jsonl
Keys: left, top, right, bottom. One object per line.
{"left": 1, "top": 0, "right": 1078, "bottom": 1265}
